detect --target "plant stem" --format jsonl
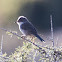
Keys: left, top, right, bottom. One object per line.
{"left": 50, "top": 15, "right": 54, "bottom": 47}
{"left": 1, "top": 35, "right": 3, "bottom": 55}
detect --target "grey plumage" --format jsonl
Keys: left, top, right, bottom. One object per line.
{"left": 16, "top": 16, "right": 44, "bottom": 42}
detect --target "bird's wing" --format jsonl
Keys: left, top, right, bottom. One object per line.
{"left": 21, "top": 22, "right": 37, "bottom": 34}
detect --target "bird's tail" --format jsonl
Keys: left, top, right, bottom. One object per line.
{"left": 35, "top": 34, "right": 45, "bottom": 42}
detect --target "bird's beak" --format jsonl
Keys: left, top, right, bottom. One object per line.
{"left": 14, "top": 21, "right": 17, "bottom": 23}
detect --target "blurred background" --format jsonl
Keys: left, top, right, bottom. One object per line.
{"left": 0, "top": 0, "right": 62, "bottom": 55}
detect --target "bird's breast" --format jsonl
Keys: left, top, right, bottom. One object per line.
{"left": 19, "top": 23, "right": 26, "bottom": 35}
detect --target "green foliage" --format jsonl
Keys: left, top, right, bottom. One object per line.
{"left": 0, "top": 29, "right": 62, "bottom": 62}
{"left": 0, "top": 42, "right": 62, "bottom": 62}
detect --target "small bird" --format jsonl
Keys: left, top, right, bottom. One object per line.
{"left": 15, "top": 16, "right": 44, "bottom": 42}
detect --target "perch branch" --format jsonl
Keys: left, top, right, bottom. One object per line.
{"left": 0, "top": 28, "right": 54, "bottom": 50}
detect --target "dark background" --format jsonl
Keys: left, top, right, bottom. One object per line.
{"left": 18, "top": 0, "right": 62, "bottom": 30}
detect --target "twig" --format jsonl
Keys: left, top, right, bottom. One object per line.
{"left": 33, "top": 50, "right": 37, "bottom": 62}
{"left": 0, "top": 28, "right": 54, "bottom": 50}
{"left": 0, "top": 28, "right": 21, "bottom": 37}
{"left": 50, "top": 15, "right": 54, "bottom": 47}
{"left": 0, "top": 28, "right": 43, "bottom": 48}
{"left": 50, "top": 15, "right": 56, "bottom": 62}
{"left": 0, "top": 35, "right": 3, "bottom": 55}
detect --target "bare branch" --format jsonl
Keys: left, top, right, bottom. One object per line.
{"left": 0, "top": 35, "right": 3, "bottom": 55}
{"left": 50, "top": 15, "right": 54, "bottom": 47}
{"left": 0, "top": 28, "right": 54, "bottom": 50}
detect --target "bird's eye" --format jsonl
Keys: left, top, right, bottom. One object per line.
{"left": 17, "top": 18, "right": 23, "bottom": 22}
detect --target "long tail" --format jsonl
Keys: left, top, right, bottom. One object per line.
{"left": 35, "top": 34, "right": 45, "bottom": 42}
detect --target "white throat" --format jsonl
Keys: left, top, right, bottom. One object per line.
{"left": 17, "top": 22, "right": 24, "bottom": 26}
{"left": 17, "top": 22, "right": 24, "bottom": 31}
{"left": 17, "top": 22, "right": 24, "bottom": 30}
{"left": 17, "top": 22, "right": 26, "bottom": 35}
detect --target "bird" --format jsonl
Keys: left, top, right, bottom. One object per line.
{"left": 15, "top": 16, "right": 44, "bottom": 42}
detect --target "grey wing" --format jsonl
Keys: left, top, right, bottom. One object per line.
{"left": 21, "top": 22, "right": 37, "bottom": 34}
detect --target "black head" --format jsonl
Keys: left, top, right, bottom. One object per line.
{"left": 17, "top": 16, "right": 27, "bottom": 22}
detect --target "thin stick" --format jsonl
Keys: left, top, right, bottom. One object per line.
{"left": 50, "top": 15, "right": 54, "bottom": 47}
{"left": 1, "top": 35, "right": 3, "bottom": 55}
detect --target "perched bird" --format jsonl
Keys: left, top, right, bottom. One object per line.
{"left": 15, "top": 16, "right": 44, "bottom": 42}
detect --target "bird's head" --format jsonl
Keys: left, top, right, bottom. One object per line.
{"left": 15, "top": 16, "right": 28, "bottom": 25}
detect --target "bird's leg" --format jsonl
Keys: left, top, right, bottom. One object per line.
{"left": 26, "top": 35, "right": 35, "bottom": 42}
{"left": 31, "top": 36, "right": 34, "bottom": 43}
{"left": 30, "top": 36, "right": 36, "bottom": 43}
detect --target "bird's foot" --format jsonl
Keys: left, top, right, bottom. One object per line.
{"left": 21, "top": 35, "right": 26, "bottom": 39}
